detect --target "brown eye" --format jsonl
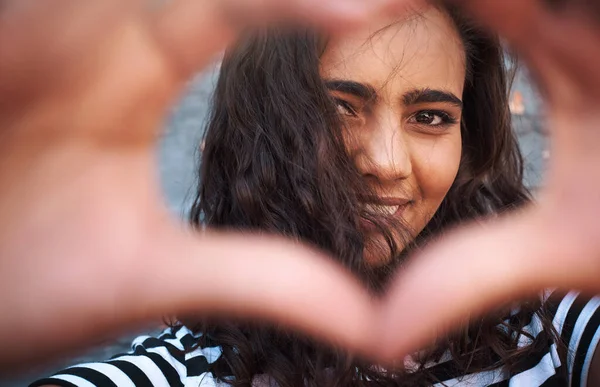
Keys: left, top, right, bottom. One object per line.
{"left": 334, "top": 98, "right": 357, "bottom": 117}
{"left": 409, "top": 110, "right": 456, "bottom": 127}
{"left": 414, "top": 111, "right": 442, "bottom": 125}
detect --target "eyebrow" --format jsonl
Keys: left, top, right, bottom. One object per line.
{"left": 403, "top": 88, "right": 463, "bottom": 108}
{"left": 324, "top": 79, "right": 378, "bottom": 101}
{"left": 324, "top": 80, "right": 463, "bottom": 108}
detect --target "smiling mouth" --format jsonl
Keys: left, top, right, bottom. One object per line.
{"left": 364, "top": 199, "right": 411, "bottom": 217}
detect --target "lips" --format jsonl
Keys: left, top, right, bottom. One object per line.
{"left": 365, "top": 203, "right": 401, "bottom": 215}
{"left": 364, "top": 198, "right": 411, "bottom": 217}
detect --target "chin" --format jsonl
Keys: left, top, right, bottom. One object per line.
{"left": 363, "top": 234, "right": 406, "bottom": 267}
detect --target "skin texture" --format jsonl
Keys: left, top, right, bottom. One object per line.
{"left": 321, "top": 8, "right": 464, "bottom": 264}
{"left": 376, "top": 0, "right": 600, "bottom": 381}
{"left": 0, "top": 0, "right": 599, "bottom": 382}
{"left": 0, "top": 0, "right": 399, "bottom": 372}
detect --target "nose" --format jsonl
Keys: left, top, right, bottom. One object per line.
{"left": 353, "top": 111, "right": 412, "bottom": 184}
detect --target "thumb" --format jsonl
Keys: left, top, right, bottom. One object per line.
{"left": 375, "top": 209, "right": 573, "bottom": 363}
{"left": 130, "top": 223, "right": 381, "bottom": 357}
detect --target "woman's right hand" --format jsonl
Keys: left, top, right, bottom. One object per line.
{"left": 0, "top": 0, "right": 407, "bottom": 371}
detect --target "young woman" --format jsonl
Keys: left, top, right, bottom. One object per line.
{"left": 32, "top": 3, "right": 600, "bottom": 387}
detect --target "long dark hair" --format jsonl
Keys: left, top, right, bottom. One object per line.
{"left": 184, "top": 6, "right": 560, "bottom": 387}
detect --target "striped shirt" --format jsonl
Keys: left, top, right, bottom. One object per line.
{"left": 31, "top": 291, "right": 600, "bottom": 387}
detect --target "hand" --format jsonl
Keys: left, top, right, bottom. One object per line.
{"left": 377, "top": 0, "right": 600, "bottom": 361}
{"left": 0, "top": 0, "right": 400, "bottom": 371}
{"left": 2, "top": 0, "right": 600, "bottom": 374}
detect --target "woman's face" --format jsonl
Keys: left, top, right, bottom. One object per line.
{"left": 320, "top": 7, "right": 466, "bottom": 265}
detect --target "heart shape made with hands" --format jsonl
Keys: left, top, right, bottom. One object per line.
{"left": 1, "top": 0, "right": 600, "bottom": 372}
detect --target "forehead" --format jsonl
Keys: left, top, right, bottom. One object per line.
{"left": 320, "top": 7, "right": 466, "bottom": 98}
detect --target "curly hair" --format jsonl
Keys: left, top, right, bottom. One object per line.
{"left": 182, "top": 5, "right": 562, "bottom": 387}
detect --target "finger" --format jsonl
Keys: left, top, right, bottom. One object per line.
{"left": 0, "top": 1, "right": 124, "bottom": 108}
{"left": 131, "top": 224, "right": 381, "bottom": 358}
{"left": 0, "top": 224, "right": 378, "bottom": 371}
{"left": 149, "top": 0, "right": 237, "bottom": 80}
{"left": 374, "top": 208, "right": 593, "bottom": 363}
{"left": 151, "top": 0, "right": 411, "bottom": 80}
{"left": 445, "top": 0, "right": 548, "bottom": 48}
{"left": 445, "top": 0, "right": 600, "bottom": 108}
{"left": 528, "top": 8, "right": 600, "bottom": 109}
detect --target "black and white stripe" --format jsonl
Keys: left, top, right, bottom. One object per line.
{"left": 31, "top": 291, "right": 600, "bottom": 387}
{"left": 30, "top": 326, "right": 226, "bottom": 387}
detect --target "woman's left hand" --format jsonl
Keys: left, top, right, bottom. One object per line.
{"left": 376, "top": 0, "right": 600, "bottom": 362}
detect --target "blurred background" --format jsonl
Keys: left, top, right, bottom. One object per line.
{"left": 4, "top": 62, "right": 549, "bottom": 386}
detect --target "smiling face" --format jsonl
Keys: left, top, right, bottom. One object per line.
{"left": 320, "top": 7, "right": 466, "bottom": 264}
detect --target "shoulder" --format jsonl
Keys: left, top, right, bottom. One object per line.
{"left": 481, "top": 290, "right": 600, "bottom": 386}
{"left": 30, "top": 325, "right": 227, "bottom": 387}
{"left": 545, "top": 289, "right": 600, "bottom": 385}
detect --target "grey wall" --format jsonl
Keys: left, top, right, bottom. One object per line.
{"left": 513, "top": 69, "right": 549, "bottom": 189}
{"left": 158, "top": 66, "right": 220, "bottom": 217}
{"left": 5, "top": 66, "right": 549, "bottom": 386}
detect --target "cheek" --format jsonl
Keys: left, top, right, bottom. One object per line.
{"left": 412, "top": 133, "right": 462, "bottom": 205}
